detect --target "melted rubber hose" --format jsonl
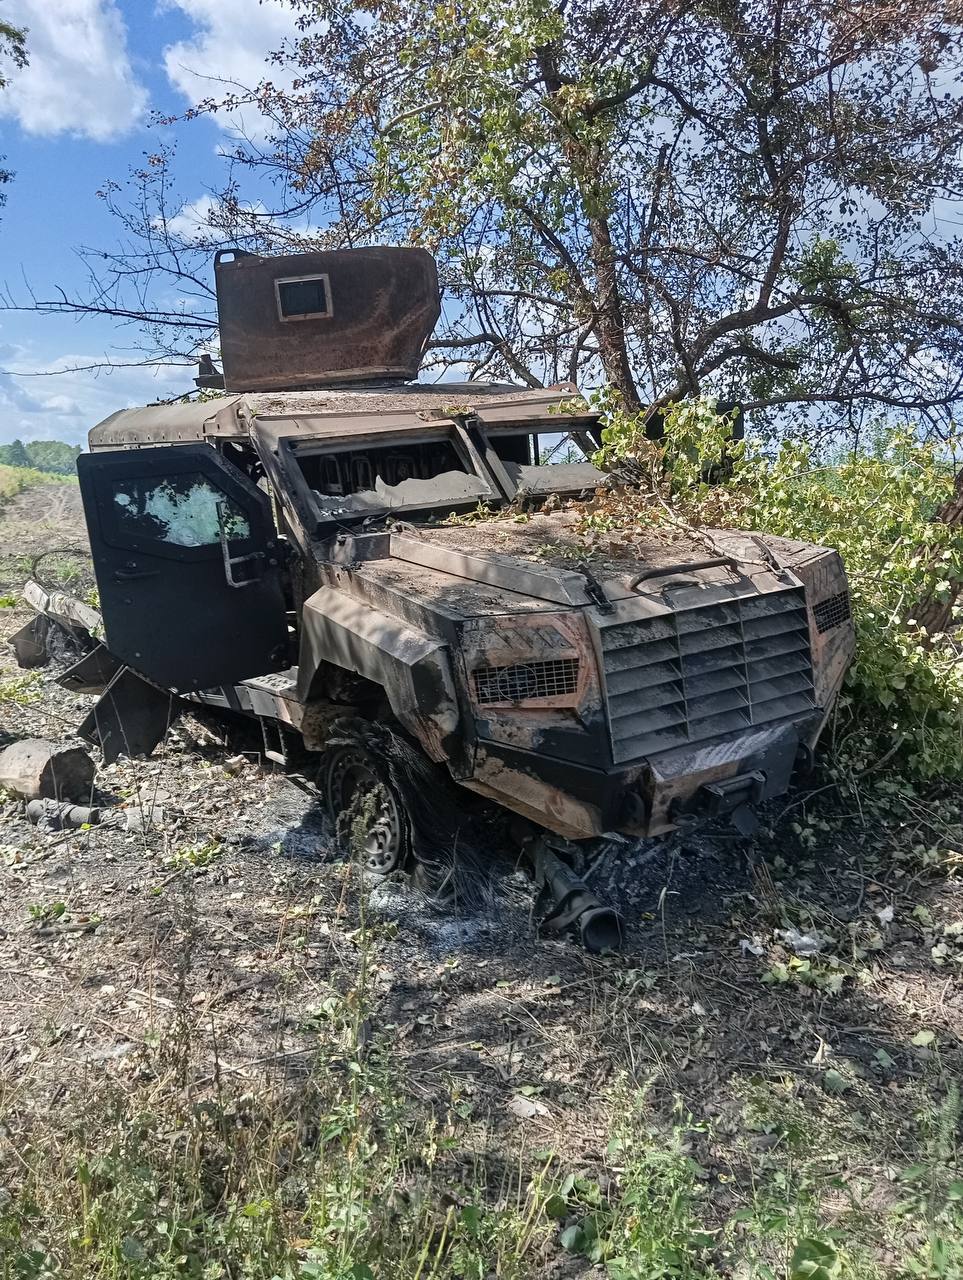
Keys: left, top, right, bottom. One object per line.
{"left": 532, "top": 840, "right": 624, "bottom": 953}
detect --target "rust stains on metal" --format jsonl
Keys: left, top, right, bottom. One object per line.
{"left": 214, "top": 246, "right": 441, "bottom": 393}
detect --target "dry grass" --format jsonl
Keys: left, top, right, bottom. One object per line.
{"left": 2, "top": 809, "right": 963, "bottom": 1280}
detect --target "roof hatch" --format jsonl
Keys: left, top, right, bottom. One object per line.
{"left": 214, "top": 246, "right": 441, "bottom": 393}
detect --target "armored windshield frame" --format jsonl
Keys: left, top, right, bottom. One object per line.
{"left": 276, "top": 418, "right": 501, "bottom": 532}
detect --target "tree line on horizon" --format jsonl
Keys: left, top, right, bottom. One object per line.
{"left": 0, "top": 438, "right": 80, "bottom": 476}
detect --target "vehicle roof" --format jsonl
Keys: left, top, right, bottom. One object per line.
{"left": 87, "top": 381, "right": 592, "bottom": 450}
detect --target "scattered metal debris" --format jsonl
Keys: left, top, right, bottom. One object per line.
{"left": 24, "top": 797, "right": 164, "bottom": 833}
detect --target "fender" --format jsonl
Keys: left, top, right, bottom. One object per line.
{"left": 298, "top": 586, "right": 465, "bottom": 767}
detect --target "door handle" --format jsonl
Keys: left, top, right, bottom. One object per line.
{"left": 113, "top": 567, "right": 159, "bottom": 581}
{"left": 217, "top": 500, "right": 262, "bottom": 589}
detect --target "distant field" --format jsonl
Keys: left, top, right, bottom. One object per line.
{"left": 0, "top": 464, "right": 74, "bottom": 504}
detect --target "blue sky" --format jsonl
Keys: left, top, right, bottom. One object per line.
{"left": 0, "top": 0, "right": 300, "bottom": 446}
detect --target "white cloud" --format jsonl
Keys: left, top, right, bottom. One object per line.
{"left": 0, "top": 342, "right": 191, "bottom": 447}
{"left": 161, "top": 194, "right": 223, "bottom": 245}
{"left": 161, "top": 0, "right": 297, "bottom": 130}
{"left": 0, "top": 0, "right": 147, "bottom": 142}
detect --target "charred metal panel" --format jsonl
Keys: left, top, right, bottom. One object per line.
{"left": 58, "top": 644, "right": 123, "bottom": 695}
{"left": 298, "top": 586, "right": 463, "bottom": 766}
{"left": 389, "top": 533, "right": 591, "bottom": 607}
{"left": 88, "top": 399, "right": 243, "bottom": 451}
{"left": 346, "top": 555, "right": 564, "bottom": 627}
{"left": 8, "top": 616, "right": 49, "bottom": 668}
{"left": 462, "top": 719, "right": 802, "bottom": 841}
{"left": 214, "top": 248, "right": 441, "bottom": 392}
{"left": 785, "top": 547, "right": 855, "bottom": 713}
{"left": 596, "top": 586, "right": 816, "bottom": 762}
{"left": 462, "top": 743, "right": 607, "bottom": 841}
{"left": 458, "top": 613, "right": 608, "bottom": 766}
{"left": 640, "top": 721, "right": 801, "bottom": 835}
{"left": 79, "top": 666, "right": 177, "bottom": 764}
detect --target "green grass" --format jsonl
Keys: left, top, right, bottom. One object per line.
{"left": 3, "top": 1043, "right": 958, "bottom": 1278}
{"left": 0, "top": 463, "right": 70, "bottom": 503}
{"left": 0, "top": 670, "right": 43, "bottom": 704}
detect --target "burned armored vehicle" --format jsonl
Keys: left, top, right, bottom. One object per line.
{"left": 20, "top": 246, "right": 855, "bottom": 914}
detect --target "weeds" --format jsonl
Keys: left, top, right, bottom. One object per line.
{"left": 896, "top": 1085, "right": 963, "bottom": 1279}
{"left": 0, "top": 464, "right": 66, "bottom": 505}
{"left": 25, "top": 900, "right": 66, "bottom": 924}
{"left": 164, "top": 839, "right": 223, "bottom": 871}
{"left": 0, "top": 671, "right": 42, "bottom": 704}
{"left": 554, "top": 1113, "right": 716, "bottom": 1276}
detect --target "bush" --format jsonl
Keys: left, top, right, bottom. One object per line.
{"left": 588, "top": 397, "right": 963, "bottom": 780}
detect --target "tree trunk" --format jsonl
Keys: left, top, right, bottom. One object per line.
{"left": 588, "top": 213, "right": 641, "bottom": 411}
{"left": 914, "top": 466, "right": 963, "bottom": 638}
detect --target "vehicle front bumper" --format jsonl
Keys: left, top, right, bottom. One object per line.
{"left": 460, "top": 718, "right": 810, "bottom": 841}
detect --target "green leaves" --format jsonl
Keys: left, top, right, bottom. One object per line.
{"left": 789, "top": 1237, "right": 841, "bottom": 1280}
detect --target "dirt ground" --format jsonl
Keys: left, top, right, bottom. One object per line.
{"left": 2, "top": 482, "right": 963, "bottom": 1273}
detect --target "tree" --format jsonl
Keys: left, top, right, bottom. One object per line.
{"left": 5, "top": 1, "right": 963, "bottom": 439}
{"left": 23, "top": 439, "right": 82, "bottom": 475}
{"left": 0, "top": 438, "right": 31, "bottom": 469}
{"left": 0, "top": 8, "right": 27, "bottom": 214}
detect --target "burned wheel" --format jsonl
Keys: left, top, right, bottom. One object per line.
{"left": 320, "top": 745, "right": 409, "bottom": 875}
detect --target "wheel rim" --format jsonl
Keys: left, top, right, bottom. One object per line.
{"left": 324, "top": 749, "right": 405, "bottom": 874}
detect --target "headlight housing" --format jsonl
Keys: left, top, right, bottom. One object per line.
{"left": 461, "top": 614, "right": 592, "bottom": 711}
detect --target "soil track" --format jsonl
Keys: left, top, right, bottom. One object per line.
{"left": 2, "top": 480, "right": 963, "bottom": 1273}
{"left": 0, "top": 481, "right": 88, "bottom": 571}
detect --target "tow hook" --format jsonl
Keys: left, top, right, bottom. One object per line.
{"left": 671, "top": 770, "right": 767, "bottom": 837}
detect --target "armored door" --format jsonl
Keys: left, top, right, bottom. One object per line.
{"left": 78, "top": 445, "right": 289, "bottom": 691}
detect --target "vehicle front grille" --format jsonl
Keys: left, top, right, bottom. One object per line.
{"left": 600, "top": 589, "right": 816, "bottom": 762}
{"left": 473, "top": 657, "right": 579, "bottom": 706}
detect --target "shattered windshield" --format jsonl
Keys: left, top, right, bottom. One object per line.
{"left": 485, "top": 429, "right": 605, "bottom": 496}
{"left": 293, "top": 434, "right": 494, "bottom": 520}
{"left": 313, "top": 470, "right": 490, "bottom": 516}
{"left": 287, "top": 420, "right": 605, "bottom": 527}
{"left": 111, "top": 474, "right": 251, "bottom": 547}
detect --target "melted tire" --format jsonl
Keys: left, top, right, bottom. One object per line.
{"left": 319, "top": 743, "right": 410, "bottom": 876}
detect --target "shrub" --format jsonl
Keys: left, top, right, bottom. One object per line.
{"left": 0, "top": 463, "right": 66, "bottom": 503}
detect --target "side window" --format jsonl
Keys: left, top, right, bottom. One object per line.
{"left": 111, "top": 473, "right": 251, "bottom": 548}
{"left": 275, "top": 273, "right": 333, "bottom": 321}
